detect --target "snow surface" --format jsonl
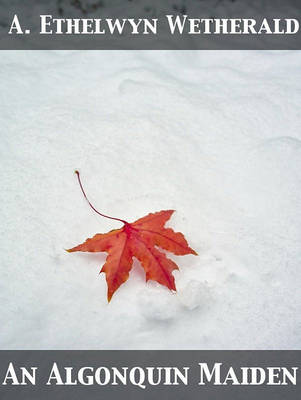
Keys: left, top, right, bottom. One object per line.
{"left": 0, "top": 50, "right": 300, "bottom": 349}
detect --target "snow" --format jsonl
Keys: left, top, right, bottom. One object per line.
{"left": 0, "top": 49, "right": 300, "bottom": 349}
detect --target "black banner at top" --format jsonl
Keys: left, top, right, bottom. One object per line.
{"left": 0, "top": 0, "right": 300, "bottom": 50}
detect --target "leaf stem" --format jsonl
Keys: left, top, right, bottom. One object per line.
{"left": 74, "top": 170, "right": 127, "bottom": 225}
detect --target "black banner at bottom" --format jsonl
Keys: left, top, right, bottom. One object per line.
{"left": 0, "top": 350, "right": 300, "bottom": 399}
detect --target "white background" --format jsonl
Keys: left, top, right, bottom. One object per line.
{"left": 0, "top": 50, "right": 300, "bottom": 349}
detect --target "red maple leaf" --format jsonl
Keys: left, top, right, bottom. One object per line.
{"left": 67, "top": 171, "right": 197, "bottom": 302}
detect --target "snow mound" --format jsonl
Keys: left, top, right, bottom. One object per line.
{"left": 0, "top": 50, "right": 300, "bottom": 349}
